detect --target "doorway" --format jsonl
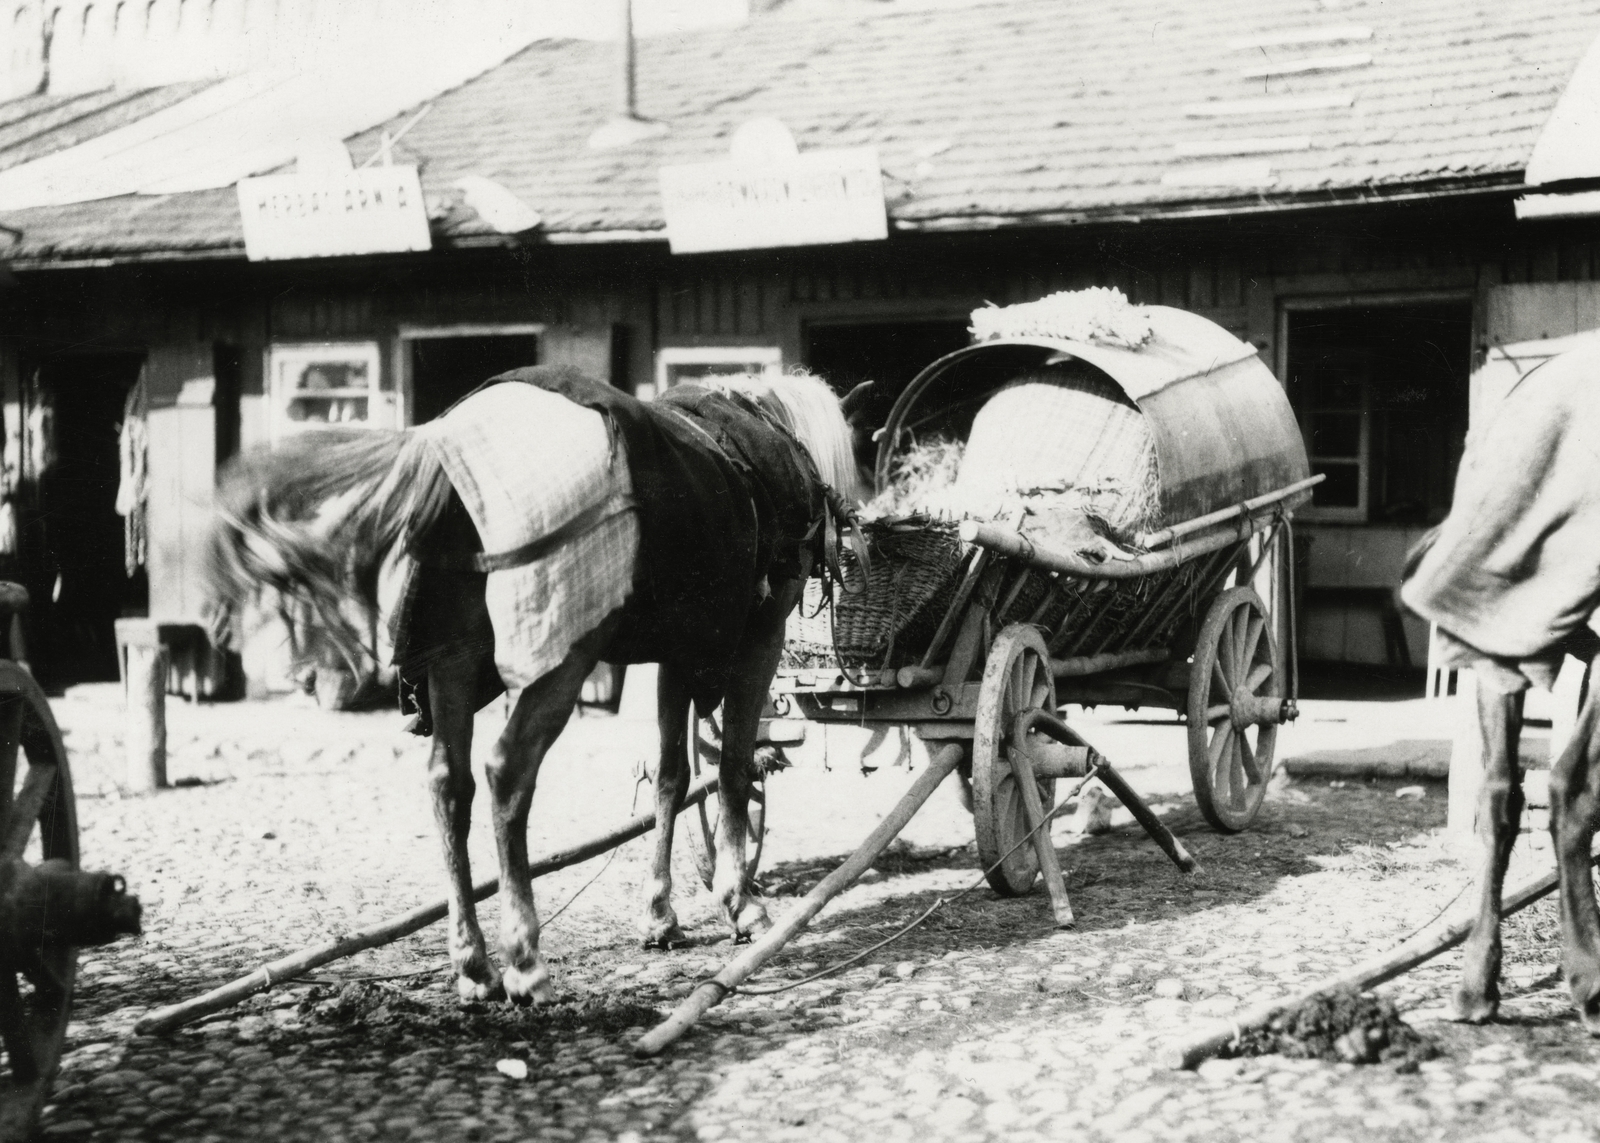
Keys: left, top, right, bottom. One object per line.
{"left": 804, "top": 318, "right": 971, "bottom": 398}
{"left": 408, "top": 331, "right": 542, "bottom": 424}
{"left": 1284, "top": 302, "right": 1472, "bottom": 525}
{"left": 25, "top": 351, "right": 148, "bottom": 685}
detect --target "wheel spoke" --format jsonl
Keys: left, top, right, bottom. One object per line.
{"left": 1211, "top": 657, "right": 1231, "bottom": 700}
{"left": 2, "top": 765, "right": 52, "bottom": 861}
{"left": 0, "top": 697, "right": 20, "bottom": 826}
{"left": 1210, "top": 725, "right": 1234, "bottom": 807}
{"left": 1240, "top": 613, "right": 1265, "bottom": 681}
{"left": 1206, "top": 703, "right": 1230, "bottom": 724}
{"left": 1217, "top": 621, "right": 1236, "bottom": 687}
{"left": 1244, "top": 661, "right": 1274, "bottom": 693}
{"left": 1238, "top": 730, "right": 1262, "bottom": 786}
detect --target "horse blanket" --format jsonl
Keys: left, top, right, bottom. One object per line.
{"left": 394, "top": 366, "right": 822, "bottom": 714}
{"left": 1400, "top": 341, "right": 1600, "bottom": 692}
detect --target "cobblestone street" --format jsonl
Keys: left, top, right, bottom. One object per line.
{"left": 27, "top": 679, "right": 1600, "bottom": 1143}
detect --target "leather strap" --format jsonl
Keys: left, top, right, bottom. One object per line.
{"left": 415, "top": 497, "right": 636, "bottom": 573}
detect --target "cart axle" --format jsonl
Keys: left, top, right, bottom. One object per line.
{"left": 0, "top": 858, "right": 142, "bottom": 958}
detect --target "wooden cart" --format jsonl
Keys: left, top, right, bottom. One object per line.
{"left": 0, "top": 584, "right": 141, "bottom": 1142}
{"left": 768, "top": 308, "right": 1320, "bottom": 905}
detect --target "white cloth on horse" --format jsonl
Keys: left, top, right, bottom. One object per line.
{"left": 416, "top": 382, "right": 638, "bottom": 689}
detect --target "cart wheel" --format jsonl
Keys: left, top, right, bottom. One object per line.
{"left": 0, "top": 662, "right": 78, "bottom": 1143}
{"left": 685, "top": 703, "right": 766, "bottom": 893}
{"left": 1187, "top": 587, "right": 1279, "bottom": 833}
{"left": 973, "top": 625, "right": 1057, "bottom": 897}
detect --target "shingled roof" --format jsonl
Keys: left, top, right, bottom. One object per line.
{"left": 3, "top": 0, "right": 1598, "bottom": 265}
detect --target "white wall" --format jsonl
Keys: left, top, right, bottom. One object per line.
{"left": 0, "top": 0, "right": 753, "bottom": 99}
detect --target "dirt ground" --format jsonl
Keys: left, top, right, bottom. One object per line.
{"left": 17, "top": 675, "right": 1600, "bottom": 1143}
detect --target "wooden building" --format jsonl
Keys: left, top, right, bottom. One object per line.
{"left": 0, "top": 0, "right": 1598, "bottom": 688}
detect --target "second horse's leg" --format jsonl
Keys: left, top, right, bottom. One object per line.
{"left": 1551, "top": 652, "right": 1600, "bottom": 1032}
{"left": 1454, "top": 682, "right": 1526, "bottom": 1023}
{"left": 641, "top": 666, "right": 691, "bottom": 948}
{"left": 487, "top": 622, "right": 613, "bottom": 1004}
{"left": 713, "top": 588, "right": 799, "bottom": 941}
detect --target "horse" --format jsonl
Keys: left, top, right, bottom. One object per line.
{"left": 1401, "top": 339, "right": 1600, "bottom": 1033}
{"left": 204, "top": 365, "right": 857, "bottom": 1005}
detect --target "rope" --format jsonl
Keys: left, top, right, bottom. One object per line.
{"left": 732, "top": 763, "right": 1107, "bottom": 997}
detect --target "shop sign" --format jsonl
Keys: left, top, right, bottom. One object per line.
{"left": 659, "top": 146, "right": 887, "bottom": 254}
{"left": 237, "top": 165, "right": 432, "bottom": 261}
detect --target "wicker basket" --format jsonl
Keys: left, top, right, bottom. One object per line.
{"left": 831, "top": 517, "right": 969, "bottom": 668}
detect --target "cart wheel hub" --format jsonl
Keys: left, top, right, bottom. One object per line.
{"left": 1229, "top": 688, "right": 1287, "bottom": 728}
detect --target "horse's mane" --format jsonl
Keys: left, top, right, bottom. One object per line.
{"left": 691, "top": 370, "right": 859, "bottom": 500}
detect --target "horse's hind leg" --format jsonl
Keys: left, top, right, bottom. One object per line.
{"left": 487, "top": 617, "right": 618, "bottom": 1005}
{"left": 1454, "top": 683, "right": 1526, "bottom": 1023}
{"left": 427, "top": 662, "right": 502, "bottom": 1003}
{"left": 1550, "top": 652, "right": 1600, "bottom": 1033}
{"left": 641, "top": 665, "right": 691, "bottom": 948}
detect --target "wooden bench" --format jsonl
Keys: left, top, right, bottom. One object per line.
{"left": 113, "top": 619, "right": 223, "bottom": 701}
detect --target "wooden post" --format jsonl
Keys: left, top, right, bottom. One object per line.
{"left": 124, "top": 643, "right": 168, "bottom": 793}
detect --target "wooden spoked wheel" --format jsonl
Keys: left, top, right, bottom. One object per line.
{"left": 685, "top": 703, "right": 766, "bottom": 893}
{"left": 973, "top": 625, "right": 1057, "bottom": 897}
{"left": 0, "top": 662, "right": 79, "bottom": 1143}
{"left": 1187, "top": 586, "right": 1280, "bottom": 833}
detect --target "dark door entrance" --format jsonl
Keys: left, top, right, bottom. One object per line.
{"left": 26, "top": 351, "right": 148, "bottom": 685}
{"left": 804, "top": 319, "right": 971, "bottom": 398}
{"left": 409, "top": 333, "right": 542, "bottom": 424}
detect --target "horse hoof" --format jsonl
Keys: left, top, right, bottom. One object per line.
{"left": 456, "top": 973, "right": 505, "bottom": 1006}
{"left": 1450, "top": 988, "right": 1498, "bottom": 1024}
{"left": 641, "top": 923, "right": 688, "bottom": 951}
{"left": 503, "top": 964, "right": 556, "bottom": 1006}
{"left": 734, "top": 899, "right": 771, "bottom": 943}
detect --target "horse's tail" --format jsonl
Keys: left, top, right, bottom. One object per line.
{"left": 205, "top": 426, "right": 454, "bottom": 669}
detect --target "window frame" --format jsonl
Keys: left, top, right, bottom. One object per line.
{"left": 654, "top": 345, "right": 782, "bottom": 395}
{"left": 267, "top": 340, "right": 392, "bottom": 443}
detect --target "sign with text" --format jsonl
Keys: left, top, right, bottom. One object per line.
{"left": 237, "top": 165, "right": 432, "bottom": 261}
{"left": 659, "top": 146, "right": 887, "bottom": 254}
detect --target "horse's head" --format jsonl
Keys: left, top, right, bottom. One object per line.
{"left": 204, "top": 427, "right": 438, "bottom": 674}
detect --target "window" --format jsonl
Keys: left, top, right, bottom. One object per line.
{"left": 1284, "top": 302, "right": 1470, "bottom": 525}
{"left": 268, "top": 342, "right": 394, "bottom": 441}
{"left": 654, "top": 346, "right": 781, "bottom": 395}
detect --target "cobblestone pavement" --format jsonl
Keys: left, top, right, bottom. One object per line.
{"left": 21, "top": 681, "right": 1600, "bottom": 1143}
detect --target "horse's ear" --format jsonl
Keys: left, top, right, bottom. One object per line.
{"left": 840, "top": 379, "right": 876, "bottom": 420}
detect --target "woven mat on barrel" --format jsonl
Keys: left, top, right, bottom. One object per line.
{"left": 955, "top": 370, "right": 1159, "bottom": 537}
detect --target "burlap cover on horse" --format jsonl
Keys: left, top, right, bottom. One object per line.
{"left": 1401, "top": 342, "right": 1600, "bottom": 690}
{"left": 408, "top": 382, "right": 640, "bottom": 691}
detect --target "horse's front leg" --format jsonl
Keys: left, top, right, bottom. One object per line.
{"left": 713, "top": 583, "right": 800, "bottom": 941}
{"left": 1454, "top": 682, "right": 1526, "bottom": 1023}
{"left": 1550, "top": 653, "right": 1600, "bottom": 1032}
{"left": 487, "top": 622, "right": 613, "bottom": 1004}
{"left": 427, "top": 663, "right": 502, "bottom": 1004}
{"left": 641, "top": 665, "right": 691, "bottom": 948}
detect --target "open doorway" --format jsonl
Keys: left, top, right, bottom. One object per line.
{"left": 25, "top": 351, "right": 148, "bottom": 685}
{"left": 408, "top": 330, "right": 542, "bottom": 424}
{"left": 1283, "top": 299, "right": 1472, "bottom": 675}
{"left": 1285, "top": 302, "right": 1472, "bottom": 525}
{"left": 804, "top": 318, "right": 971, "bottom": 397}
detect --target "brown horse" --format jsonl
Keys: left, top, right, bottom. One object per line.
{"left": 1402, "top": 341, "right": 1600, "bottom": 1032}
{"left": 204, "top": 366, "right": 856, "bottom": 1005}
